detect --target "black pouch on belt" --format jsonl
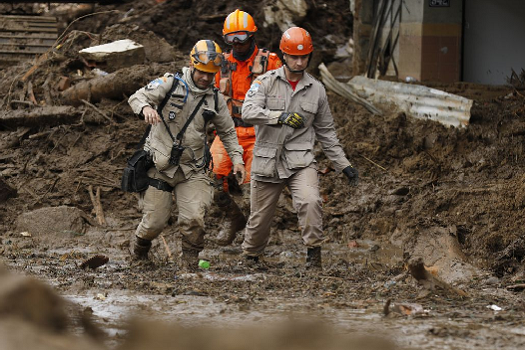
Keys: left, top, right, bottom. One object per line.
{"left": 121, "top": 149, "right": 153, "bottom": 192}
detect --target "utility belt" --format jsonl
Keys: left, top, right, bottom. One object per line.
{"left": 148, "top": 178, "right": 174, "bottom": 192}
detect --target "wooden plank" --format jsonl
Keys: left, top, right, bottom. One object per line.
{"left": 0, "top": 35, "right": 58, "bottom": 40}
{"left": 0, "top": 15, "right": 57, "bottom": 67}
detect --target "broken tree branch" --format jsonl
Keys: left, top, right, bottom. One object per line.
{"left": 81, "top": 99, "right": 113, "bottom": 123}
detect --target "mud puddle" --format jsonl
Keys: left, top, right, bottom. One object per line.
{"left": 55, "top": 240, "right": 522, "bottom": 350}
{"left": 64, "top": 280, "right": 525, "bottom": 350}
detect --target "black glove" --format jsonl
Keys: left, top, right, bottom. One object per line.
{"left": 278, "top": 112, "right": 305, "bottom": 129}
{"left": 343, "top": 165, "right": 359, "bottom": 187}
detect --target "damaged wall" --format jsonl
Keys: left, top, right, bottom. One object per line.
{"left": 398, "top": 0, "right": 462, "bottom": 82}
{"left": 354, "top": 0, "right": 463, "bottom": 83}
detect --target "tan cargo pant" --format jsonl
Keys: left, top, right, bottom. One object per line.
{"left": 241, "top": 166, "right": 324, "bottom": 256}
{"left": 135, "top": 167, "right": 214, "bottom": 251}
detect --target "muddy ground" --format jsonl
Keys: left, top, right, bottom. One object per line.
{"left": 1, "top": 0, "right": 525, "bottom": 349}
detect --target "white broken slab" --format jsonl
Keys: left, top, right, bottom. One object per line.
{"left": 79, "top": 39, "right": 145, "bottom": 71}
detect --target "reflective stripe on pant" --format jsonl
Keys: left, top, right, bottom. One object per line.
{"left": 241, "top": 166, "right": 324, "bottom": 256}
{"left": 135, "top": 167, "right": 214, "bottom": 251}
{"left": 210, "top": 126, "right": 255, "bottom": 187}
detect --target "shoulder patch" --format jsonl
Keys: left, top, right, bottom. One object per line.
{"left": 146, "top": 76, "right": 169, "bottom": 91}
{"left": 246, "top": 80, "right": 262, "bottom": 98}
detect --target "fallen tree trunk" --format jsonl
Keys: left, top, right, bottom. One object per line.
{"left": 61, "top": 65, "right": 151, "bottom": 106}
{"left": 0, "top": 106, "right": 82, "bottom": 129}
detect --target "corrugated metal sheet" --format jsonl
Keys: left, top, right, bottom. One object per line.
{"left": 319, "top": 62, "right": 473, "bottom": 128}
{"left": 348, "top": 75, "right": 473, "bottom": 128}
{"left": 318, "top": 63, "right": 382, "bottom": 116}
{"left": 0, "top": 15, "right": 57, "bottom": 67}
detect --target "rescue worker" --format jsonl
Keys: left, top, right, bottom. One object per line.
{"left": 240, "top": 27, "right": 359, "bottom": 269}
{"left": 210, "top": 9, "right": 282, "bottom": 246}
{"left": 128, "top": 40, "right": 245, "bottom": 270}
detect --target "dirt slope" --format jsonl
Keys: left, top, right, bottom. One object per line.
{"left": 1, "top": 0, "right": 524, "bottom": 281}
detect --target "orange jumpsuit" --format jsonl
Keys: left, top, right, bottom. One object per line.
{"left": 211, "top": 45, "right": 281, "bottom": 188}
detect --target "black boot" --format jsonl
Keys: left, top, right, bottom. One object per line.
{"left": 133, "top": 237, "right": 152, "bottom": 260}
{"left": 306, "top": 247, "right": 322, "bottom": 269}
{"left": 246, "top": 255, "right": 259, "bottom": 263}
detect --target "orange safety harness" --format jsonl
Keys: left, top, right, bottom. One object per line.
{"left": 219, "top": 49, "right": 270, "bottom": 124}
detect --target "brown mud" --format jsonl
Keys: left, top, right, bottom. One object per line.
{"left": 0, "top": 1, "right": 525, "bottom": 349}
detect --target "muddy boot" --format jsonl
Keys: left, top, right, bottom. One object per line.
{"left": 180, "top": 248, "right": 200, "bottom": 272}
{"left": 305, "top": 247, "right": 322, "bottom": 270}
{"left": 215, "top": 192, "right": 247, "bottom": 246}
{"left": 241, "top": 254, "right": 268, "bottom": 271}
{"left": 245, "top": 255, "right": 259, "bottom": 264}
{"left": 133, "top": 237, "right": 152, "bottom": 260}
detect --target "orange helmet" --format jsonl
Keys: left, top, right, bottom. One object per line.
{"left": 279, "top": 27, "right": 314, "bottom": 55}
{"left": 222, "top": 9, "right": 257, "bottom": 44}
{"left": 190, "top": 40, "right": 223, "bottom": 73}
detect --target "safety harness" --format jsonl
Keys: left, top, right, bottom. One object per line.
{"left": 219, "top": 49, "right": 270, "bottom": 126}
{"left": 137, "top": 73, "right": 218, "bottom": 192}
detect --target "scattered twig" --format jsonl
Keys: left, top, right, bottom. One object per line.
{"left": 88, "top": 185, "right": 106, "bottom": 226}
{"left": 359, "top": 154, "right": 387, "bottom": 171}
{"left": 27, "top": 81, "right": 38, "bottom": 105}
{"left": 7, "top": 72, "right": 24, "bottom": 106}
{"left": 81, "top": 99, "right": 113, "bottom": 123}
{"left": 18, "top": 184, "right": 39, "bottom": 201}
{"left": 383, "top": 298, "right": 392, "bottom": 316}
{"left": 514, "top": 88, "right": 525, "bottom": 100}
{"left": 507, "top": 283, "right": 525, "bottom": 291}
{"left": 21, "top": 52, "right": 49, "bottom": 82}
{"left": 160, "top": 234, "right": 173, "bottom": 260}
{"left": 35, "top": 177, "right": 60, "bottom": 204}
{"left": 105, "top": 226, "right": 136, "bottom": 232}
{"left": 9, "top": 100, "right": 36, "bottom": 108}
{"left": 28, "top": 130, "right": 53, "bottom": 140}
{"left": 42, "top": 72, "right": 54, "bottom": 106}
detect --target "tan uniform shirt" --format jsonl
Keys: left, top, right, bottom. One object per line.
{"left": 129, "top": 67, "right": 243, "bottom": 179}
{"left": 241, "top": 67, "right": 351, "bottom": 182}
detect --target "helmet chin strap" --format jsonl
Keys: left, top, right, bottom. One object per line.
{"left": 190, "top": 67, "right": 203, "bottom": 88}
{"left": 190, "top": 66, "right": 197, "bottom": 83}
{"left": 282, "top": 53, "right": 311, "bottom": 74}
{"left": 284, "top": 64, "right": 306, "bottom": 74}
